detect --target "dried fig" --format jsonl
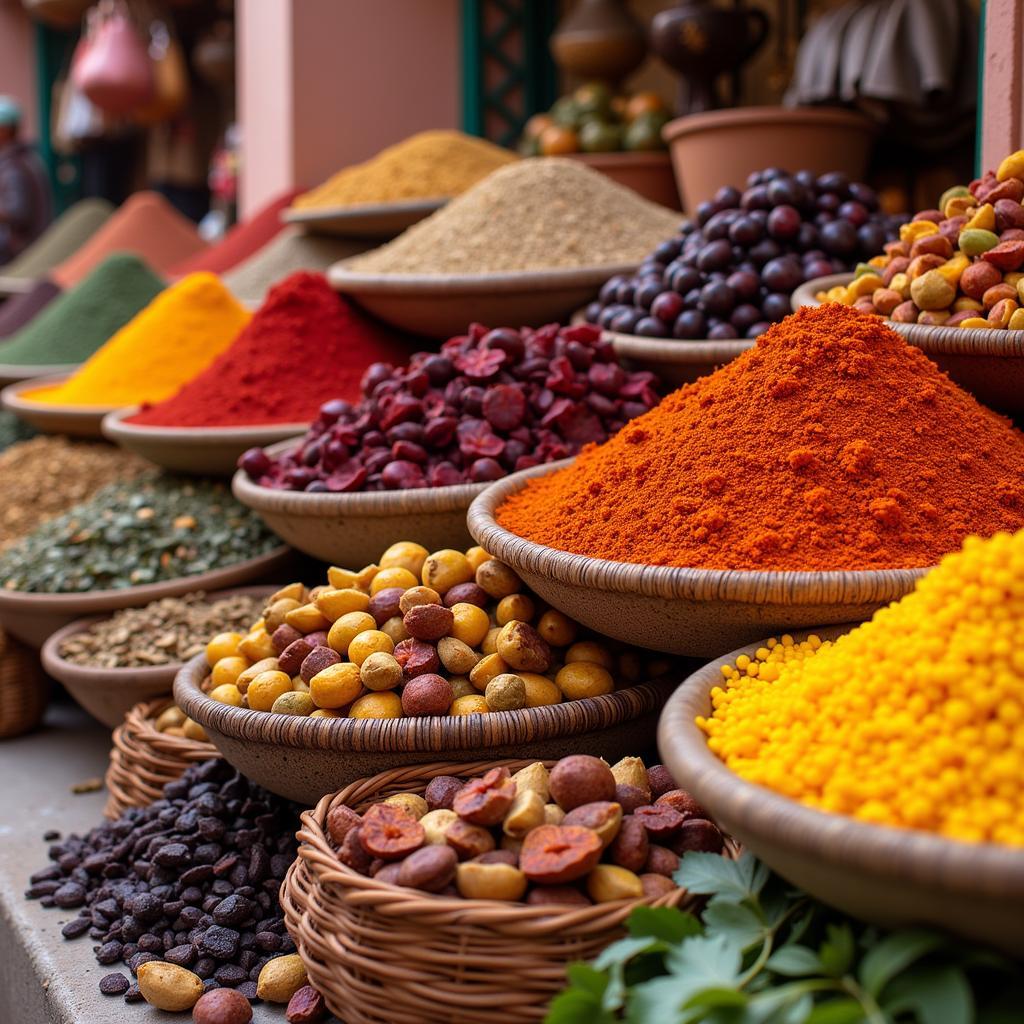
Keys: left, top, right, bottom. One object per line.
{"left": 519, "top": 825, "right": 602, "bottom": 885}
{"left": 326, "top": 805, "right": 361, "bottom": 846}
{"left": 656, "top": 789, "right": 708, "bottom": 821}
{"left": 634, "top": 804, "right": 685, "bottom": 840}
{"left": 669, "top": 819, "right": 725, "bottom": 856}
{"left": 562, "top": 801, "right": 622, "bottom": 848}
{"left": 338, "top": 828, "right": 374, "bottom": 875}
{"left": 445, "top": 819, "right": 496, "bottom": 860}
{"left": 424, "top": 776, "right": 463, "bottom": 811}
{"left": 397, "top": 845, "right": 457, "bottom": 893}
{"left": 549, "top": 755, "right": 616, "bottom": 811}
{"left": 359, "top": 805, "right": 425, "bottom": 861}
{"left": 608, "top": 815, "right": 649, "bottom": 872}
{"left": 452, "top": 767, "right": 516, "bottom": 826}
{"left": 644, "top": 845, "right": 680, "bottom": 878}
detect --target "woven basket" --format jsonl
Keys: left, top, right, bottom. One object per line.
{"left": 286, "top": 758, "right": 738, "bottom": 1024}
{"left": 0, "top": 627, "right": 47, "bottom": 739}
{"left": 104, "top": 698, "right": 217, "bottom": 818}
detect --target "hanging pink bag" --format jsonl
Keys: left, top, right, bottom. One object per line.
{"left": 72, "top": 0, "right": 154, "bottom": 116}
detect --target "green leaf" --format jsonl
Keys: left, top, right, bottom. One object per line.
{"left": 747, "top": 986, "right": 818, "bottom": 1024}
{"left": 882, "top": 964, "right": 972, "bottom": 1024}
{"left": 765, "top": 945, "right": 822, "bottom": 977}
{"left": 629, "top": 905, "right": 703, "bottom": 943}
{"left": 666, "top": 934, "right": 744, "bottom": 988}
{"left": 626, "top": 975, "right": 706, "bottom": 1024}
{"left": 565, "top": 963, "right": 608, "bottom": 999}
{"left": 686, "top": 987, "right": 750, "bottom": 1009}
{"left": 857, "top": 930, "right": 944, "bottom": 997}
{"left": 593, "top": 935, "right": 664, "bottom": 972}
{"left": 545, "top": 987, "right": 613, "bottom": 1024}
{"left": 818, "top": 924, "right": 855, "bottom": 978}
{"left": 703, "top": 900, "right": 768, "bottom": 951}
{"left": 804, "top": 998, "right": 866, "bottom": 1024}
{"left": 674, "top": 851, "right": 770, "bottom": 905}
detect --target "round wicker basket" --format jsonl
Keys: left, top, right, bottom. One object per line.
{"left": 0, "top": 627, "right": 47, "bottom": 739}
{"left": 104, "top": 699, "right": 217, "bottom": 818}
{"left": 284, "top": 758, "right": 738, "bottom": 1024}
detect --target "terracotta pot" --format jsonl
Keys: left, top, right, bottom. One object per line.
{"left": 567, "top": 151, "right": 681, "bottom": 210}
{"left": 663, "top": 105, "right": 877, "bottom": 212}
{"left": 549, "top": 0, "right": 647, "bottom": 84}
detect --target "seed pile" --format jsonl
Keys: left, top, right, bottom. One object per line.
{"left": 25, "top": 759, "right": 299, "bottom": 1004}
{"left": 701, "top": 529, "right": 1024, "bottom": 847}
{"left": 292, "top": 130, "right": 517, "bottom": 208}
{"left": 348, "top": 158, "right": 681, "bottom": 275}
{"left": 59, "top": 592, "right": 268, "bottom": 669}
{"left": 0, "top": 475, "right": 278, "bottom": 593}
{"left": 0, "top": 436, "right": 148, "bottom": 550}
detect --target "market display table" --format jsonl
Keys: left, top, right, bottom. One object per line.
{"left": 0, "top": 705, "right": 321, "bottom": 1023}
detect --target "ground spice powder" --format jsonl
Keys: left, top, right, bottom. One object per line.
{"left": 497, "top": 304, "right": 1024, "bottom": 570}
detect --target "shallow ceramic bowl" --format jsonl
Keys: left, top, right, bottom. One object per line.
{"left": 283, "top": 198, "right": 446, "bottom": 240}
{"left": 0, "top": 275, "right": 35, "bottom": 297}
{"left": 231, "top": 438, "right": 487, "bottom": 564}
{"left": 0, "top": 361, "right": 79, "bottom": 389}
{"left": 793, "top": 272, "right": 1024, "bottom": 417}
{"left": 174, "top": 651, "right": 674, "bottom": 804}
{"left": 0, "top": 546, "right": 291, "bottom": 649}
{"left": 40, "top": 586, "right": 274, "bottom": 728}
{"left": 327, "top": 262, "right": 639, "bottom": 338}
{"left": 468, "top": 460, "right": 927, "bottom": 657}
{"left": 102, "top": 407, "right": 309, "bottom": 478}
{"left": 1, "top": 373, "right": 111, "bottom": 438}
{"left": 658, "top": 627, "right": 1024, "bottom": 954}
{"left": 572, "top": 307, "right": 752, "bottom": 387}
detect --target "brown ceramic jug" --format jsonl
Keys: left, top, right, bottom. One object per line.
{"left": 550, "top": 0, "right": 647, "bottom": 85}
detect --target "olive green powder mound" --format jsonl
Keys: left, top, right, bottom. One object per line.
{"left": 0, "top": 198, "right": 114, "bottom": 282}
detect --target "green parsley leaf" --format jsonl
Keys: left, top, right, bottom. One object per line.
{"left": 881, "top": 964, "right": 972, "bottom": 1024}
{"left": 818, "top": 924, "right": 855, "bottom": 978}
{"left": 544, "top": 987, "right": 615, "bottom": 1024}
{"left": 765, "top": 945, "right": 823, "bottom": 977}
{"left": 564, "top": 963, "right": 608, "bottom": 998}
{"left": 593, "top": 935, "right": 665, "bottom": 972}
{"left": 857, "top": 929, "right": 944, "bottom": 997}
{"left": 666, "top": 933, "right": 743, "bottom": 987}
{"left": 803, "top": 998, "right": 866, "bottom": 1023}
{"left": 674, "top": 851, "right": 770, "bottom": 905}
{"left": 703, "top": 899, "right": 767, "bottom": 951}
{"left": 628, "top": 905, "right": 703, "bottom": 943}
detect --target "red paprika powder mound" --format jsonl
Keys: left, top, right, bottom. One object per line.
{"left": 127, "top": 271, "right": 415, "bottom": 428}
{"left": 497, "top": 304, "right": 1024, "bottom": 571}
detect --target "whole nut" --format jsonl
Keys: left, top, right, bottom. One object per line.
{"left": 614, "top": 783, "right": 650, "bottom": 814}
{"left": 424, "top": 776, "right": 463, "bottom": 811}
{"left": 562, "top": 801, "right": 623, "bottom": 848}
{"left": 610, "top": 757, "right": 651, "bottom": 801}
{"left": 397, "top": 845, "right": 458, "bottom": 892}
{"left": 398, "top": 586, "right": 442, "bottom": 614}
{"left": 485, "top": 673, "right": 527, "bottom": 711}
{"left": 655, "top": 790, "right": 708, "bottom": 821}
{"left": 640, "top": 873, "right": 677, "bottom": 900}
{"left": 646, "top": 765, "right": 676, "bottom": 799}
{"left": 437, "top": 636, "right": 479, "bottom": 675}
{"left": 456, "top": 861, "right": 527, "bottom": 901}
{"left": 384, "top": 793, "right": 429, "bottom": 820}
{"left": 511, "top": 762, "right": 550, "bottom": 801}
{"left": 609, "top": 815, "right": 649, "bottom": 872}
{"left": 403, "top": 603, "right": 454, "bottom": 642}
{"left": 645, "top": 845, "right": 680, "bottom": 877}
{"left": 236, "top": 657, "right": 280, "bottom": 693}
{"left": 400, "top": 673, "right": 453, "bottom": 716}
{"left": 670, "top": 819, "right": 725, "bottom": 856}
{"left": 445, "top": 818, "right": 496, "bottom": 859}
{"left": 587, "top": 864, "right": 644, "bottom": 903}
{"left": 299, "top": 647, "right": 340, "bottom": 684}
{"left": 136, "top": 961, "right": 203, "bottom": 1012}
{"left": 496, "top": 621, "right": 551, "bottom": 673}
{"left": 549, "top": 755, "right": 616, "bottom": 811}
{"left": 285, "top": 985, "right": 328, "bottom": 1024}
{"left": 264, "top": 598, "right": 301, "bottom": 633}
{"left": 326, "top": 805, "right": 361, "bottom": 846}
{"left": 360, "top": 651, "right": 404, "bottom": 691}
{"left": 257, "top": 954, "right": 308, "bottom": 1004}
{"left": 338, "top": 827, "right": 374, "bottom": 874}
{"left": 543, "top": 803, "right": 565, "bottom": 826}
{"left": 475, "top": 559, "right": 522, "bottom": 599}
{"left": 278, "top": 638, "right": 315, "bottom": 676}
{"left": 420, "top": 808, "right": 459, "bottom": 844}
{"left": 373, "top": 862, "right": 403, "bottom": 885}
{"left": 192, "top": 987, "right": 253, "bottom": 1024}
{"left": 502, "top": 788, "right": 546, "bottom": 838}
{"left": 469, "top": 652, "right": 508, "bottom": 690}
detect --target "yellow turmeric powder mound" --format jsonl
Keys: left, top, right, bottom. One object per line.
{"left": 700, "top": 529, "right": 1024, "bottom": 847}
{"left": 292, "top": 130, "right": 517, "bottom": 209}
{"left": 24, "top": 273, "right": 251, "bottom": 409}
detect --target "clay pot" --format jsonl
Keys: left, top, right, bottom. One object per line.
{"left": 550, "top": 0, "right": 647, "bottom": 85}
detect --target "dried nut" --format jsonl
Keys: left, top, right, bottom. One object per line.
{"left": 285, "top": 603, "right": 330, "bottom": 633}
{"left": 360, "top": 804, "right": 426, "bottom": 860}
{"left": 989, "top": 297, "right": 1018, "bottom": 327}
{"left": 562, "top": 801, "right": 623, "bottom": 848}
{"left": 236, "top": 657, "right": 280, "bottom": 694}
{"left": 496, "top": 621, "right": 552, "bottom": 673}
{"left": 500, "top": 834, "right": 523, "bottom": 856}
{"left": 609, "top": 815, "right": 649, "bottom": 872}
{"left": 383, "top": 793, "right": 429, "bottom": 820}
{"left": 299, "top": 646, "right": 341, "bottom": 684}
{"left": 502, "top": 789, "right": 546, "bottom": 838}
{"left": 890, "top": 300, "right": 918, "bottom": 323}
{"left": 455, "top": 861, "right": 528, "bottom": 901}
{"left": 419, "top": 809, "right": 459, "bottom": 845}
{"left": 136, "top": 960, "right": 203, "bottom": 1012}
{"left": 645, "top": 845, "right": 681, "bottom": 877}
{"left": 373, "top": 862, "right": 403, "bottom": 885}
{"left": 360, "top": 651, "right": 404, "bottom": 691}
{"left": 655, "top": 790, "right": 708, "bottom": 820}
{"left": 380, "top": 541, "right": 429, "bottom": 577}
{"left": 380, "top": 615, "right": 409, "bottom": 645}
{"left": 269, "top": 582, "right": 306, "bottom": 606}
{"left": 449, "top": 675, "right": 475, "bottom": 699}
{"left": 400, "top": 673, "right": 453, "bottom": 716}
{"left": 549, "top": 755, "right": 616, "bottom": 811}
{"left": 452, "top": 696, "right": 486, "bottom": 719}
{"left": 437, "top": 636, "right": 479, "bottom": 675}
{"left": 285, "top": 984, "right": 328, "bottom": 1024}
{"left": 403, "top": 603, "right": 454, "bottom": 642}
{"left": 338, "top": 827, "right": 375, "bottom": 874}
{"left": 485, "top": 673, "right": 527, "bottom": 711}
{"left": 192, "top": 987, "right": 253, "bottom": 1024}
{"left": 496, "top": 593, "right": 535, "bottom": 625}
{"left": 393, "top": 638, "right": 441, "bottom": 679}
{"left": 469, "top": 652, "right": 508, "bottom": 690}
{"left": 422, "top": 550, "right": 474, "bottom": 594}
{"left": 397, "top": 844, "right": 458, "bottom": 892}
{"left": 326, "top": 805, "right": 361, "bottom": 846}
{"left": 264, "top": 598, "right": 301, "bottom": 633}
{"left": 640, "top": 873, "right": 677, "bottom": 900}
{"left": 981, "top": 239, "right": 1024, "bottom": 271}
{"left": 453, "top": 767, "right": 516, "bottom": 826}
{"left": 443, "top": 581, "right": 489, "bottom": 608}
{"left": 154, "top": 705, "right": 186, "bottom": 731}
{"left": 481, "top": 626, "right": 502, "bottom": 655}
{"left": 272, "top": 624, "right": 303, "bottom": 654}
{"left": 271, "top": 692, "right": 315, "bottom": 716}
{"left": 511, "top": 762, "right": 550, "bottom": 800}
{"left": 368, "top": 587, "right": 404, "bottom": 626}
{"left": 424, "top": 776, "right": 463, "bottom": 811}
{"left": 587, "top": 864, "right": 644, "bottom": 903}
{"left": 610, "top": 757, "right": 652, "bottom": 800}
{"left": 536, "top": 610, "right": 577, "bottom": 647}
{"left": 670, "top": 819, "right": 725, "bottom": 856}
{"left": 475, "top": 559, "right": 522, "bottom": 599}
{"left": 256, "top": 954, "right": 308, "bottom": 1003}
{"left": 646, "top": 765, "right": 676, "bottom": 798}
{"left": 959, "top": 227, "right": 1001, "bottom": 257}
{"left": 315, "top": 587, "right": 370, "bottom": 622}
{"left": 614, "top": 783, "right": 651, "bottom": 814}
{"left": 398, "top": 586, "right": 442, "bottom": 615}
{"left": 445, "top": 818, "right": 496, "bottom": 859}
{"left": 475, "top": 849, "right": 518, "bottom": 867}
{"left": 520, "top": 825, "right": 602, "bottom": 885}
{"left": 872, "top": 288, "right": 903, "bottom": 316}
{"left": 634, "top": 804, "right": 685, "bottom": 840}
{"left": 526, "top": 886, "right": 592, "bottom": 907}
{"left": 278, "top": 638, "right": 315, "bottom": 676}
{"left": 909, "top": 269, "right": 955, "bottom": 311}
{"left": 543, "top": 803, "right": 565, "bottom": 826}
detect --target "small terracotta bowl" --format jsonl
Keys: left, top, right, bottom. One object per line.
{"left": 467, "top": 460, "right": 927, "bottom": 657}
{"left": 40, "top": 586, "right": 275, "bottom": 729}
{"left": 658, "top": 627, "right": 1024, "bottom": 954}
{"left": 174, "top": 652, "right": 674, "bottom": 805}
{"left": 231, "top": 438, "right": 487, "bottom": 564}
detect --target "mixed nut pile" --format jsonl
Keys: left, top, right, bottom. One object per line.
{"left": 327, "top": 755, "right": 725, "bottom": 903}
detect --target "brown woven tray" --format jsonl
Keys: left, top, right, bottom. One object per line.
{"left": 0, "top": 627, "right": 47, "bottom": 739}
{"left": 284, "top": 758, "right": 738, "bottom": 1024}
{"left": 104, "top": 698, "right": 217, "bottom": 818}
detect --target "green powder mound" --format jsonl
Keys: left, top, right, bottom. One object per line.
{"left": 0, "top": 253, "right": 165, "bottom": 366}
{"left": 0, "top": 198, "right": 114, "bottom": 282}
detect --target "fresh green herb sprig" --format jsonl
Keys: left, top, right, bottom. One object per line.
{"left": 546, "top": 853, "right": 1022, "bottom": 1024}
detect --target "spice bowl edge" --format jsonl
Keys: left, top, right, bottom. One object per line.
{"left": 1, "top": 373, "right": 113, "bottom": 438}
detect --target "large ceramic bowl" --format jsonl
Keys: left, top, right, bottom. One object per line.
{"left": 468, "top": 460, "right": 926, "bottom": 657}
{"left": 0, "top": 546, "right": 291, "bottom": 648}
{"left": 174, "top": 652, "right": 674, "bottom": 805}
{"left": 327, "top": 262, "right": 639, "bottom": 339}
{"left": 793, "top": 272, "right": 1024, "bottom": 417}
{"left": 102, "top": 407, "right": 309, "bottom": 478}
{"left": 40, "top": 586, "right": 273, "bottom": 728}
{"left": 231, "top": 438, "right": 486, "bottom": 564}
{"left": 282, "top": 198, "right": 446, "bottom": 240}
{"left": 658, "top": 628, "right": 1024, "bottom": 954}
{"left": 567, "top": 151, "right": 680, "bottom": 210}
{"left": 0, "top": 361, "right": 79, "bottom": 389}
{"left": 1, "top": 373, "right": 111, "bottom": 438}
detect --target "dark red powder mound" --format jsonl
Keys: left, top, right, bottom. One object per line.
{"left": 127, "top": 271, "right": 417, "bottom": 427}
{"left": 167, "top": 190, "right": 300, "bottom": 277}
{"left": 0, "top": 278, "right": 62, "bottom": 339}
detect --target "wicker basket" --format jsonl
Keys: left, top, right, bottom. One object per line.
{"left": 285, "top": 758, "right": 737, "bottom": 1024}
{"left": 0, "top": 627, "right": 47, "bottom": 739}
{"left": 104, "top": 698, "right": 217, "bottom": 818}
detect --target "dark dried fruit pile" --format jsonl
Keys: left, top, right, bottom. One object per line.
{"left": 240, "top": 322, "right": 660, "bottom": 492}
{"left": 25, "top": 759, "right": 299, "bottom": 1004}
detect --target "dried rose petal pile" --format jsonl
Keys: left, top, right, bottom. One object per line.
{"left": 240, "top": 323, "right": 660, "bottom": 492}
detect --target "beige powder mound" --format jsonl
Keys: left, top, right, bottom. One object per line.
{"left": 347, "top": 158, "right": 681, "bottom": 275}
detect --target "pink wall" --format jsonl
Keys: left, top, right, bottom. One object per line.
{"left": 0, "top": 4, "right": 38, "bottom": 140}
{"left": 981, "top": 0, "right": 1024, "bottom": 173}
{"left": 237, "top": 0, "right": 460, "bottom": 218}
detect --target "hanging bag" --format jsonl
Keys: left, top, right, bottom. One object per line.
{"left": 73, "top": 0, "right": 155, "bottom": 116}
{"left": 134, "top": 19, "right": 189, "bottom": 124}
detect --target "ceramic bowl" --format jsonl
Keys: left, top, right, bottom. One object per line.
{"left": 282, "top": 198, "right": 446, "bottom": 240}
{"left": 0, "top": 361, "right": 79, "bottom": 389}
{"left": 567, "top": 151, "right": 680, "bottom": 210}
{"left": 0, "top": 373, "right": 111, "bottom": 438}
{"left": 792, "top": 272, "right": 1024, "bottom": 417}
{"left": 0, "top": 546, "right": 291, "bottom": 649}
{"left": 231, "top": 438, "right": 487, "bottom": 564}
{"left": 658, "top": 627, "right": 1024, "bottom": 954}
{"left": 467, "top": 460, "right": 927, "bottom": 657}
{"left": 39, "top": 585, "right": 274, "bottom": 728}
{"left": 327, "top": 262, "right": 639, "bottom": 338}
{"left": 102, "top": 407, "right": 309, "bottom": 478}
{"left": 0, "top": 275, "right": 36, "bottom": 297}
{"left": 174, "top": 651, "right": 675, "bottom": 805}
